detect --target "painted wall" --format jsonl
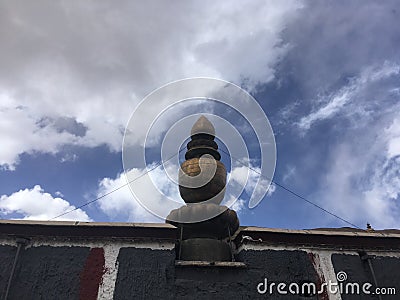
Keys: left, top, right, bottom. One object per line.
{"left": 1, "top": 235, "right": 399, "bottom": 300}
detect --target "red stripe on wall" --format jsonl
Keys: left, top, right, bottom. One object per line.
{"left": 79, "top": 247, "right": 106, "bottom": 300}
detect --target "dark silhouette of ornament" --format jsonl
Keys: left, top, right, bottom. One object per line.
{"left": 166, "top": 116, "right": 239, "bottom": 261}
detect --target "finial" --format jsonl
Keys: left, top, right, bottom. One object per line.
{"left": 191, "top": 115, "right": 215, "bottom": 137}
{"left": 185, "top": 116, "right": 220, "bottom": 160}
{"left": 166, "top": 115, "right": 239, "bottom": 262}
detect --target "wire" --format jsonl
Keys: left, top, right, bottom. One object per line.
{"left": 48, "top": 148, "right": 185, "bottom": 221}
{"left": 220, "top": 148, "right": 362, "bottom": 229}
{"left": 50, "top": 145, "right": 361, "bottom": 230}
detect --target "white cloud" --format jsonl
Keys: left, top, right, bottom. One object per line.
{"left": 282, "top": 165, "right": 296, "bottom": 183}
{"left": 228, "top": 163, "right": 275, "bottom": 202}
{"left": 0, "top": 0, "right": 302, "bottom": 169}
{"left": 291, "top": 59, "right": 400, "bottom": 229}
{"left": 0, "top": 94, "right": 82, "bottom": 170}
{"left": 96, "top": 160, "right": 275, "bottom": 222}
{"left": 54, "top": 191, "right": 64, "bottom": 197}
{"left": 96, "top": 174, "right": 158, "bottom": 223}
{"left": 298, "top": 61, "right": 400, "bottom": 130}
{"left": 60, "top": 153, "right": 78, "bottom": 163}
{"left": 313, "top": 114, "right": 400, "bottom": 229}
{"left": 386, "top": 118, "right": 400, "bottom": 158}
{"left": 230, "top": 198, "right": 246, "bottom": 214}
{"left": 0, "top": 185, "right": 91, "bottom": 221}
{"left": 318, "top": 144, "right": 400, "bottom": 229}
{"left": 222, "top": 162, "right": 276, "bottom": 213}
{"left": 96, "top": 167, "right": 179, "bottom": 223}
{"left": 267, "top": 182, "right": 276, "bottom": 196}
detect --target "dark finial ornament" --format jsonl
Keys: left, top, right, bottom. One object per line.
{"left": 179, "top": 116, "right": 225, "bottom": 204}
{"left": 166, "top": 116, "right": 240, "bottom": 261}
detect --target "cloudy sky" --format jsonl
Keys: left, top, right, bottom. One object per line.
{"left": 0, "top": 0, "right": 399, "bottom": 230}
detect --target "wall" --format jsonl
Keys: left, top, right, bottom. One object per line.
{"left": 0, "top": 221, "right": 399, "bottom": 300}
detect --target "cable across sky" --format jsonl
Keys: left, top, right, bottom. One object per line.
{"left": 49, "top": 148, "right": 362, "bottom": 230}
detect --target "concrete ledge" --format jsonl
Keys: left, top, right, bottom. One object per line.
{"left": 0, "top": 220, "right": 178, "bottom": 240}
{"left": 234, "top": 226, "right": 400, "bottom": 250}
{"left": 1, "top": 221, "right": 399, "bottom": 250}
{"left": 175, "top": 260, "right": 246, "bottom": 268}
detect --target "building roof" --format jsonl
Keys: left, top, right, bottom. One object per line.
{"left": 1, "top": 220, "right": 399, "bottom": 250}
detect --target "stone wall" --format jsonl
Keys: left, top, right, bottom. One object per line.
{"left": 0, "top": 221, "right": 399, "bottom": 299}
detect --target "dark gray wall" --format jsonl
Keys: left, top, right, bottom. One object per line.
{"left": 1, "top": 245, "right": 90, "bottom": 300}
{"left": 113, "top": 248, "right": 176, "bottom": 300}
{"left": 332, "top": 253, "right": 400, "bottom": 300}
{"left": 114, "top": 249, "right": 320, "bottom": 300}
{"left": 1, "top": 244, "right": 399, "bottom": 300}
{"left": 0, "top": 246, "right": 15, "bottom": 299}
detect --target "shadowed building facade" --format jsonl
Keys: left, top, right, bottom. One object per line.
{"left": 0, "top": 221, "right": 399, "bottom": 299}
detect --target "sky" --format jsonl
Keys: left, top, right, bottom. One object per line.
{"left": 0, "top": 0, "right": 399, "bottom": 230}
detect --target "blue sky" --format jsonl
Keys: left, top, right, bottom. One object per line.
{"left": 0, "top": 1, "right": 399, "bottom": 230}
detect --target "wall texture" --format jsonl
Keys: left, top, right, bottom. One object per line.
{"left": 0, "top": 221, "right": 399, "bottom": 300}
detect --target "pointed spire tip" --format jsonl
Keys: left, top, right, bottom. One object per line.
{"left": 191, "top": 115, "right": 215, "bottom": 136}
